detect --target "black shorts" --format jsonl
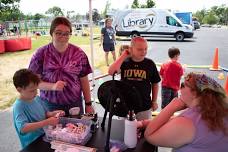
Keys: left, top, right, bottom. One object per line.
{"left": 103, "top": 43, "right": 115, "bottom": 52}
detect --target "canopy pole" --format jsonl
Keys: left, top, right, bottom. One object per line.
{"left": 89, "top": 0, "right": 95, "bottom": 103}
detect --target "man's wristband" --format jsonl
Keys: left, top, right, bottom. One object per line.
{"left": 85, "top": 101, "right": 92, "bottom": 106}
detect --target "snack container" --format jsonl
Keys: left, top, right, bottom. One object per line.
{"left": 44, "top": 117, "right": 92, "bottom": 145}
{"left": 69, "top": 107, "right": 80, "bottom": 116}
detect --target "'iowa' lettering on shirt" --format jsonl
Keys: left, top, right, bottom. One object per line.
{"left": 123, "top": 69, "right": 146, "bottom": 80}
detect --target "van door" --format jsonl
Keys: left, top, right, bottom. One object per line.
{"left": 157, "top": 16, "right": 182, "bottom": 34}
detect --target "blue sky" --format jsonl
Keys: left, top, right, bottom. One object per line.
{"left": 20, "top": 0, "right": 228, "bottom": 15}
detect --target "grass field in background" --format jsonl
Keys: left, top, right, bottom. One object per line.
{"left": 0, "top": 27, "right": 120, "bottom": 110}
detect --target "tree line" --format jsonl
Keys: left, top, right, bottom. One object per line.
{"left": 193, "top": 5, "right": 228, "bottom": 25}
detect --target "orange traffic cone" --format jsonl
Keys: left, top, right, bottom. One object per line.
{"left": 224, "top": 76, "right": 228, "bottom": 95}
{"left": 210, "top": 48, "right": 221, "bottom": 71}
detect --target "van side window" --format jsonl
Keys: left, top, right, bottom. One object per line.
{"left": 166, "top": 16, "right": 181, "bottom": 27}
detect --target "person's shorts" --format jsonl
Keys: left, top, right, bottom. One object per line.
{"left": 103, "top": 43, "right": 115, "bottom": 52}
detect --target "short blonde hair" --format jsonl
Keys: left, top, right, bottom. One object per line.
{"left": 119, "top": 44, "right": 129, "bottom": 56}
{"left": 131, "top": 36, "right": 147, "bottom": 46}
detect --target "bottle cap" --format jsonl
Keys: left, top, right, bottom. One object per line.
{"left": 127, "top": 110, "right": 136, "bottom": 121}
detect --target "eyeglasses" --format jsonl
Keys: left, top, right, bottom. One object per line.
{"left": 181, "top": 82, "right": 185, "bottom": 88}
{"left": 54, "top": 31, "right": 72, "bottom": 37}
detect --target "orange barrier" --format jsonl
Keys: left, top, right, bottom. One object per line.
{"left": 210, "top": 48, "right": 221, "bottom": 71}
{"left": 224, "top": 76, "right": 228, "bottom": 95}
{"left": 0, "top": 39, "right": 5, "bottom": 53}
{"left": 5, "top": 37, "right": 31, "bottom": 52}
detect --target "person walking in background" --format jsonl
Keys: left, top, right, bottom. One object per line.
{"left": 108, "top": 37, "right": 161, "bottom": 120}
{"left": 100, "top": 18, "right": 116, "bottom": 66}
{"left": 28, "top": 16, "right": 94, "bottom": 116}
{"left": 138, "top": 72, "right": 228, "bottom": 152}
{"left": 160, "top": 47, "right": 184, "bottom": 109}
{"left": 12, "top": 69, "right": 65, "bottom": 149}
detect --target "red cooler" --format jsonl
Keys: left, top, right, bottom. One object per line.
{"left": 5, "top": 37, "right": 31, "bottom": 52}
{"left": 0, "top": 39, "right": 5, "bottom": 53}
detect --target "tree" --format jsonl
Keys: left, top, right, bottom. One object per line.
{"left": 45, "top": 6, "right": 64, "bottom": 17}
{"left": 146, "top": 0, "right": 155, "bottom": 8}
{"left": 67, "top": 10, "right": 75, "bottom": 19}
{"left": 92, "top": 9, "right": 101, "bottom": 24}
{"left": 210, "top": 5, "right": 228, "bottom": 25}
{"left": 102, "top": 0, "right": 111, "bottom": 18}
{"left": 193, "top": 5, "right": 228, "bottom": 25}
{"left": 0, "top": 0, "right": 23, "bottom": 21}
{"left": 132, "top": 0, "right": 155, "bottom": 9}
{"left": 33, "top": 13, "right": 46, "bottom": 20}
{"left": 202, "top": 12, "right": 219, "bottom": 25}
{"left": 86, "top": 9, "right": 101, "bottom": 24}
{"left": 224, "top": 8, "right": 228, "bottom": 25}
{"left": 194, "top": 9, "right": 207, "bottom": 23}
{"left": 131, "top": 0, "right": 139, "bottom": 8}
{"left": 73, "top": 13, "right": 83, "bottom": 22}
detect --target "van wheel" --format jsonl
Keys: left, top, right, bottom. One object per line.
{"left": 175, "top": 32, "right": 184, "bottom": 41}
{"left": 131, "top": 32, "right": 140, "bottom": 38}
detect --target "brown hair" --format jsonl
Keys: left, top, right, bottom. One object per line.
{"left": 49, "top": 16, "right": 72, "bottom": 36}
{"left": 184, "top": 72, "right": 228, "bottom": 134}
{"left": 168, "top": 47, "right": 180, "bottom": 58}
{"left": 105, "top": 18, "right": 112, "bottom": 25}
{"left": 13, "top": 69, "right": 40, "bottom": 89}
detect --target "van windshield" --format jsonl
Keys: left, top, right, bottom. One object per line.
{"left": 166, "top": 16, "right": 182, "bottom": 27}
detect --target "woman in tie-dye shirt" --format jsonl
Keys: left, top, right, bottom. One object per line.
{"left": 29, "top": 17, "right": 94, "bottom": 115}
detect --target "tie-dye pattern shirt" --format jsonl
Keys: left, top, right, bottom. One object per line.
{"left": 29, "top": 43, "right": 92, "bottom": 105}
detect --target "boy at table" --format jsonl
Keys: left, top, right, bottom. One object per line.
{"left": 12, "top": 69, "right": 65, "bottom": 148}
{"left": 108, "top": 37, "right": 161, "bottom": 120}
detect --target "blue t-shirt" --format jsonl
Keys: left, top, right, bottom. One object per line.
{"left": 13, "top": 96, "right": 48, "bottom": 148}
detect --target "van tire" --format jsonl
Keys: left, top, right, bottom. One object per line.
{"left": 175, "top": 32, "right": 185, "bottom": 41}
{"left": 131, "top": 31, "right": 140, "bottom": 38}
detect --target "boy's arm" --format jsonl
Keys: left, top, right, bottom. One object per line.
{"left": 108, "top": 50, "right": 129, "bottom": 75}
{"left": 21, "top": 117, "right": 59, "bottom": 133}
{"left": 151, "top": 83, "right": 159, "bottom": 111}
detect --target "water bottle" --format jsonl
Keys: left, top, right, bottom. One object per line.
{"left": 124, "top": 110, "right": 137, "bottom": 148}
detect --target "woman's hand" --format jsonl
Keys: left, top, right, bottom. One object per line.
{"left": 52, "top": 81, "right": 67, "bottom": 91}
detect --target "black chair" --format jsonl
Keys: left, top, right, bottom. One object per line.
{"left": 97, "top": 75, "right": 142, "bottom": 152}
